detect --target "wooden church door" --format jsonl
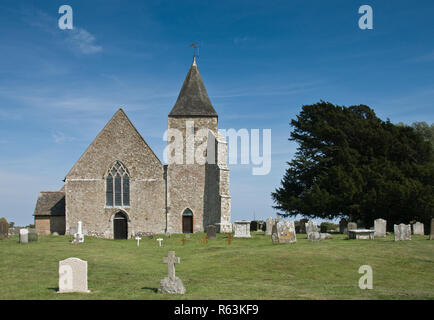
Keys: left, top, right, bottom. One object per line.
{"left": 114, "top": 212, "right": 128, "bottom": 239}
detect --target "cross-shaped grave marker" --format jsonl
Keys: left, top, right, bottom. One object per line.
{"left": 163, "top": 251, "right": 180, "bottom": 281}
{"left": 181, "top": 237, "right": 186, "bottom": 245}
{"left": 135, "top": 236, "right": 142, "bottom": 247}
{"left": 157, "top": 238, "right": 163, "bottom": 247}
{"left": 227, "top": 234, "right": 233, "bottom": 245}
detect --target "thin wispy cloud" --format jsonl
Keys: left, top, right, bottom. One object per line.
{"left": 21, "top": 6, "right": 102, "bottom": 55}
{"left": 65, "top": 27, "right": 102, "bottom": 54}
{"left": 52, "top": 131, "right": 77, "bottom": 144}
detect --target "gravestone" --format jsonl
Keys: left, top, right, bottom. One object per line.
{"left": 309, "top": 231, "right": 321, "bottom": 241}
{"left": 58, "top": 257, "right": 90, "bottom": 293}
{"left": 234, "top": 221, "right": 251, "bottom": 238}
{"left": 265, "top": 218, "right": 274, "bottom": 236}
{"left": 28, "top": 229, "right": 38, "bottom": 242}
{"left": 374, "top": 218, "right": 387, "bottom": 237}
{"left": 347, "top": 222, "right": 357, "bottom": 232}
{"left": 430, "top": 219, "right": 434, "bottom": 240}
{"left": 271, "top": 223, "right": 279, "bottom": 244}
{"left": 206, "top": 225, "right": 217, "bottom": 240}
{"left": 72, "top": 221, "right": 84, "bottom": 244}
{"left": 159, "top": 251, "right": 185, "bottom": 294}
{"left": 274, "top": 220, "right": 297, "bottom": 243}
{"left": 0, "top": 218, "right": 9, "bottom": 240}
{"left": 348, "top": 229, "right": 375, "bottom": 240}
{"left": 305, "top": 221, "right": 318, "bottom": 240}
{"left": 412, "top": 222, "right": 424, "bottom": 235}
{"left": 339, "top": 218, "right": 348, "bottom": 234}
{"left": 299, "top": 219, "right": 308, "bottom": 233}
{"left": 394, "top": 224, "right": 411, "bottom": 241}
{"left": 250, "top": 221, "right": 259, "bottom": 232}
{"left": 258, "top": 221, "right": 266, "bottom": 231}
{"left": 19, "top": 229, "right": 29, "bottom": 243}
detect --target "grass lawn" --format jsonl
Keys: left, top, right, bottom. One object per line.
{"left": 0, "top": 232, "right": 433, "bottom": 300}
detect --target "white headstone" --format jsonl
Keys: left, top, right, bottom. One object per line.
{"left": 374, "top": 218, "right": 387, "bottom": 237}
{"left": 412, "top": 222, "right": 424, "bottom": 235}
{"left": 19, "top": 228, "right": 29, "bottom": 244}
{"left": 265, "top": 217, "right": 274, "bottom": 236}
{"left": 58, "top": 257, "right": 90, "bottom": 293}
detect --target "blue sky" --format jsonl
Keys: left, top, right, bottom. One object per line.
{"left": 0, "top": 0, "right": 433, "bottom": 226}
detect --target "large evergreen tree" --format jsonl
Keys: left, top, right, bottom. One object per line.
{"left": 272, "top": 101, "right": 434, "bottom": 229}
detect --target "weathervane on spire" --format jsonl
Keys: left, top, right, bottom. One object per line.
{"left": 190, "top": 42, "right": 200, "bottom": 64}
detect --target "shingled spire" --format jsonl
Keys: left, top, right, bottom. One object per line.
{"left": 169, "top": 57, "right": 218, "bottom": 117}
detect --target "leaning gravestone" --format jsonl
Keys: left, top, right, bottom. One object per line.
{"left": 339, "top": 218, "right": 348, "bottom": 234}
{"left": 274, "top": 220, "right": 296, "bottom": 243}
{"left": 19, "top": 229, "right": 29, "bottom": 243}
{"left": 412, "top": 222, "right": 424, "bottom": 235}
{"left": 430, "top": 219, "right": 434, "bottom": 240}
{"left": 265, "top": 218, "right": 274, "bottom": 236}
{"left": 234, "top": 221, "right": 251, "bottom": 238}
{"left": 58, "top": 257, "right": 90, "bottom": 293}
{"left": 394, "top": 224, "right": 411, "bottom": 241}
{"left": 206, "top": 225, "right": 216, "bottom": 240}
{"left": 159, "top": 251, "right": 185, "bottom": 294}
{"left": 374, "top": 218, "right": 387, "bottom": 237}
{"left": 0, "top": 218, "right": 9, "bottom": 240}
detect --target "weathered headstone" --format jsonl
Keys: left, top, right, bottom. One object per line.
{"left": 0, "top": 218, "right": 9, "bottom": 240}
{"left": 412, "top": 222, "right": 424, "bottom": 235}
{"left": 430, "top": 219, "right": 434, "bottom": 240}
{"left": 347, "top": 222, "right": 357, "bottom": 232}
{"left": 206, "top": 225, "right": 217, "bottom": 240}
{"left": 28, "top": 229, "right": 38, "bottom": 242}
{"left": 394, "top": 224, "right": 411, "bottom": 241}
{"left": 234, "top": 221, "right": 251, "bottom": 238}
{"left": 19, "top": 229, "right": 29, "bottom": 243}
{"left": 374, "top": 218, "right": 387, "bottom": 237}
{"left": 258, "top": 221, "right": 266, "bottom": 231}
{"left": 58, "top": 257, "right": 90, "bottom": 293}
{"left": 159, "top": 251, "right": 185, "bottom": 294}
{"left": 309, "top": 231, "right": 321, "bottom": 242}
{"left": 265, "top": 218, "right": 274, "bottom": 236}
{"left": 339, "top": 218, "right": 348, "bottom": 234}
{"left": 273, "top": 220, "right": 297, "bottom": 243}
{"left": 305, "top": 221, "right": 318, "bottom": 240}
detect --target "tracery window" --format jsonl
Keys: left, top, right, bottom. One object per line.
{"left": 106, "top": 161, "right": 130, "bottom": 207}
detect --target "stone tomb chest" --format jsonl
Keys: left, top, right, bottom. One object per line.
{"left": 233, "top": 221, "right": 251, "bottom": 238}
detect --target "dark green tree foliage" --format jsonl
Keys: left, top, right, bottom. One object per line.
{"left": 272, "top": 101, "right": 434, "bottom": 228}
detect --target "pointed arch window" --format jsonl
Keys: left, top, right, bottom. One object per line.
{"left": 106, "top": 161, "right": 130, "bottom": 207}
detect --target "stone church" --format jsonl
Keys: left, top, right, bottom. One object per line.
{"left": 33, "top": 58, "right": 232, "bottom": 238}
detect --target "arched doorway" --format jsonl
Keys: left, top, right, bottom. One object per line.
{"left": 182, "top": 209, "right": 193, "bottom": 233}
{"left": 113, "top": 212, "right": 128, "bottom": 239}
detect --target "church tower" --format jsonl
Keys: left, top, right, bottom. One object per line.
{"left": 166, "top": 57, "right": 231, "bottom": 233}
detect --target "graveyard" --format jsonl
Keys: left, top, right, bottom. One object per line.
{"left": 0, "top": 231, "right": 433, "bottom": 300}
